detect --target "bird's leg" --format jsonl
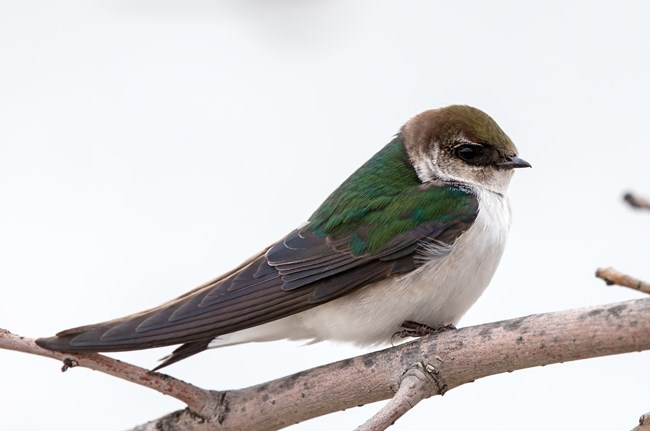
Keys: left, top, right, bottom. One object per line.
{"left": 396, "top": 321, "right": 457, "bottom": 338}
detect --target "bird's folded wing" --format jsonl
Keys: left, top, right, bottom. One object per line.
{"left": 36, "top": 151, "right": 479, "bottom": 368}
{"left": 36, "top": 213, "right": 472, "bottom": 351}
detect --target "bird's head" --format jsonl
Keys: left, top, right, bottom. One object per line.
{"left": 401, "top": 105, "right": 530, "bottom": 195}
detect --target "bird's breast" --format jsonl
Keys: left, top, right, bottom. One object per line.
{"left": 296, "top": 189, "right": 512, "bottom": 346}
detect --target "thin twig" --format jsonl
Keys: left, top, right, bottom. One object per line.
{"left": 0, "top": 329, "right": 216, "bottom": 415}
{"left": 624, "top": 192, "right": 650, "bottom": 210}
{"left": 595, "top": 267, "right": 650, "bottom": 294}
{"left": 632, "top": 412, "right": 650, "bottom": 431}
{"left": 355, "top": 362, "right": 442, "bottom": 431}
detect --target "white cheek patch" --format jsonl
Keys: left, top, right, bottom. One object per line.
{"left": 412, "top": 144, "right": 455, "bottom": 184}
{"left": 412, "top": 157, "right": 434, "bottom": 183}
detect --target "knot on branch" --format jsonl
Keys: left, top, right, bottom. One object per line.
{"left": 401, "top": 361, "right": 447, "bottom": 399}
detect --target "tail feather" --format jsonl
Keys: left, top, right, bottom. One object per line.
{"left": 153, "top": 340, "right": 212, "bottom": 371}
{"left": 34, "top": 304, "right": 209, "bottom": 353}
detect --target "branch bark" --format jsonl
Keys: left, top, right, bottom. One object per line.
{"left": 4, "top": 297, "right": 650, "bottom": 430}
{"left": 634, "top": 412, "right": 650, "bottom": 431}
{"left": 355, "top": 362, "right": 442, "bottom": 431}
{"left": 624, "top": 192, "right": 650, "bottom": 210}
{"left": 596, "top": 267, "right": 650, "bottom": 294}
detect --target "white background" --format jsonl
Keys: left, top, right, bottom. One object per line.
{"left": 2, "top": 1, "right": 650, "bottom": 430}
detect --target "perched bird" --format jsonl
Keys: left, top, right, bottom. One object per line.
{"left": 37, "top": 105, "right": 530, "bottom": 370}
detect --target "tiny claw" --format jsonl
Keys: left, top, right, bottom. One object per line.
{"left": 396, "top": 321, "right": 457, "bottom": 339}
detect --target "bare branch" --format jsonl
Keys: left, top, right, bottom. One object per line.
{"left": 130, "top": 410, "right": 210, "bottom": 431}
{"left": 624, "top": 192, "right": 650, "bottom": 210}
{"left": 6, "top": 297, "right": 650, "bottom": 430}
{"left": 355, "top": 362, "right": 442, "bottom": 431}
{"left": 0, "top": 329, "right": 217, "bottom": 415}
{"left": 596, "top": 267, "right": 650, "bottom": 294}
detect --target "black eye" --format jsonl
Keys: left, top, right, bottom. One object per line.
{"left": 455, "top": 144, "right": 484, "bottom": 162}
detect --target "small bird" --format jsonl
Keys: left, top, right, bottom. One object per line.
{"left": 37, "top": 105, "right": 530, "bottom": 370}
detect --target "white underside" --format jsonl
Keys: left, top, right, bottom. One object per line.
{"left": 208, "top": 189, "right": 511, "bottom": 349}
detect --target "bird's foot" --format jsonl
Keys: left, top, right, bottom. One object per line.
{"left": 396, "top": 321, "right": 457, "bottom": 339}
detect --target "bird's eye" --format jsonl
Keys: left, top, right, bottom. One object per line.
{"left": 455, "top": 144, "right": 483, "bottom": 162}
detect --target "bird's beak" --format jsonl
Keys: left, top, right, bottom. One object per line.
{"left": 497, "top": 156, "right": 532, "bottom": 169}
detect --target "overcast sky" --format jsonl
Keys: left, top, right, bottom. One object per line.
{"left": 2, "top": 1, "right": 650, "bottom": 430}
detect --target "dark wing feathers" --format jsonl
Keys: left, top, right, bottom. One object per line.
{"left": 36, "top": 207, "right": 476, "bottom": 369}
{"left": 153, "top": 340, "right": 212, "bottom": 370}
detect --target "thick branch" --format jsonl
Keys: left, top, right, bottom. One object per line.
{"left": 5, "top": 297, "right": 650, "bottom": 430}
{"left": 596, "top": 267, "right": 650, "bottom": 294}
{"left": 199, "top": 297, "right": 650, "bottom": 431}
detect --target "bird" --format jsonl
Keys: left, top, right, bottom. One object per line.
{"left": 36, "top": 105, "right": 531, "bottom": 370}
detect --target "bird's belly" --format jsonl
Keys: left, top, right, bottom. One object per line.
{"left": 296, "top": 191, "right": 511, "bottom": 346}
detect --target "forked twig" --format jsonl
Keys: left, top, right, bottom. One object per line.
{"left": 355, "top": 362, "right": 443, "bottom": 431}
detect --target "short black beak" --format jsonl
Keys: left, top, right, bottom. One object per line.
{"left": 497, "top": 156, "right": 532, "bottom": 169}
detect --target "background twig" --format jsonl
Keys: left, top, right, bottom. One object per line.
{"left": 624, "top": 192, "right": 650, "bottom": 210}
{"left": 595, "top": 267, "right": 650, "bottom": 294}
{"left": 632, "top": 412, "right": 650, "bottom": 431}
